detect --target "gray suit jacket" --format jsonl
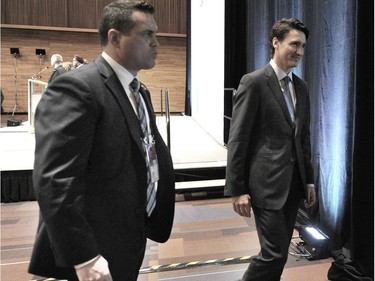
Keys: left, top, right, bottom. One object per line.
{"left": 29, "top": 55, "right": 175, "bottom": 280}
{"left": 48, "top": 64, "right": 67, "bottom": 83}
{"left": 225, "top": 64, "right": 314, "bottom": 209}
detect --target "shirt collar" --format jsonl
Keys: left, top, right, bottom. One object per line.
{"left": 270, "top": 59, "right": 293, "bottom": 82}
{"left": 101, "top": 52, "right": 137, "bottom": 90}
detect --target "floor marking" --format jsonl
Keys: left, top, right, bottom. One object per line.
{"left": 27, "top": 256, "right": 253, "bottom": 279}
{"left": 158, "top": 268, "right": 245, "bottom": 280}
{"left": 139, "top": 255, "right": 252, "bottom": 274}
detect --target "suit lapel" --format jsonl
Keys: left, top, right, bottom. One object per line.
{"left": 139, "top": 84, "right": 157, "bottom": 134}
{"left": 265, "top": 65, "right": 295, "bottom": 128}
{"left": 95, "top": 56, "right": 144, "bottom": 154}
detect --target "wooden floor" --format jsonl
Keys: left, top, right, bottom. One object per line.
{"left": 1, "top": 198, "right": 333, "bottom": 281}
{"left": 1, "top": 114, "right": 333, "bottom": 280}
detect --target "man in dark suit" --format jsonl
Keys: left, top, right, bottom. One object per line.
{"left": 48, "top": 54, "right": 67, "bottom": 83}
{"left": 225, "top": 18, "right": 316, "bottom": 281}
{"left": 29, "top": 1, "right": 175, "bottom": 281}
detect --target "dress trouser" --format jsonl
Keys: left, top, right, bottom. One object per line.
{"left": 242, "top": 165, "right": 304, "bottom": 281}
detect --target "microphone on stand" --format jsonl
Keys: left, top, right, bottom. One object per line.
{"left": 31, "top": 66, "right": 49, "bottom": 80}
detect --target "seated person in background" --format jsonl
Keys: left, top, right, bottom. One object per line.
{"left": 72, "top": 55, "right": 85, "bottom": 69}
{"left": 48, "top": 54, "right": 67, "bottom": 83}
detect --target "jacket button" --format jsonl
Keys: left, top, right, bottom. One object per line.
{"left": 290, "top": 157, "right": 295, "bottom": 163}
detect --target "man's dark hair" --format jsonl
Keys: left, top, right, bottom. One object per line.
{"left": 269, "top": 18, "right": 309, "bottom": 57}
{"left": 99, "top": 0, "right": 155, "bottom": 46}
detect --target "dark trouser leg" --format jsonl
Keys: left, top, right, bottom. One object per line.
{"left": 131, "top": 238, "right": 147, "bottom": 281}
{"left": 242, "top": 168, "right": 303, "bottom": 281}
{"left": 110, "top": 237, "right": 146, "bottom": 281}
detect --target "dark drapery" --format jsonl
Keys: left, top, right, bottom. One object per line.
{"left": 351, "top": 0, "right": 374, "bottom": 277}
{"left": 1, "top": 170, "right": 35, "bottom": 202}
{"left": 304, "top": 0, "right": 357, "bottom": 248}
{"left": 224, "top": 0, "right": 373, "bottom": 278}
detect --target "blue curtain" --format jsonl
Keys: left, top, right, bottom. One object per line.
{"left": 305, "top": 0, "right": 358, "bottom": 248}
{"left": 246, "top": 0, "right": 356, "bottom": 243}
{"left": 224, "top": 0, "right": 374, "bottom": 277}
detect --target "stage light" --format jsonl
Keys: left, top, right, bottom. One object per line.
{"left": 36, "top": 49, "right": 46, "bottom": 56}
{"left": 299, "top": 226, "right": 330, "bottom": 260}
{"left": 304, "top": 226, "right": 327, "bottom": 240}
{"left": 10, "top": 48, "right": 20, "bottom": 57}
{"left": 10, "top": 48, "right": 20, "bottom": 54}
{"left": 35, "top": 49, "right": 47, "bottom": 80}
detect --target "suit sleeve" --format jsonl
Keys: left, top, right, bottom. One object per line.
{"left": 225, "top": 74, "right": 260, "bottom": 196}
{"left": 300, "top": 82, "right": 314, "bottom": 184}
{"left": 33, "top": 74, "right": 100, "bottom": 267}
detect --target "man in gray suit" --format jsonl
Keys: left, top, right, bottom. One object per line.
{"left": 225, "top": 18, "right": 316, "bottom": 281}
{"left": 29, "top": 1, "right": 175, "bottom": 280}
{"left": 48, "top": 54, "right": 67, "bottom": 83}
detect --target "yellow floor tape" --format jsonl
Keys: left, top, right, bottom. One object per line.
{"left": 30, "top": 255, "right": 253, "bottom": 279}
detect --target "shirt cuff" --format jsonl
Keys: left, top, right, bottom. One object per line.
{"left": 74, "top": 255, "right": 100, "bottom": 269}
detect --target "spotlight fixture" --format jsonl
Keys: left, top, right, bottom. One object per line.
{"left": 10, "top": 48, "right": 20, "bottom": 57}
{"left": 299, "top": 226, "right": 330, "bottom": 260}
{"left": 35, "top": 49, "right": 47, "bottom": 78}
{"left": 36, "top": 49, "right": 46, "bottom": 56}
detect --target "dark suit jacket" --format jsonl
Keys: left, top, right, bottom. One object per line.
{"left": 225, "top": 64, "right": 314, "bottom": 209}
{"left": 29, "top": 55, "right": 175, "bottom": 280}
{"left": 48, "top": 65, "right": 67, "bottom": 83}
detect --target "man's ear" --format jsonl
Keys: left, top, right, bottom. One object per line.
{"left": 272, "top": 37, "right": 278, "bottom": 49}
{"left": 108, "top": 29, "right": 121, "bottom": 47}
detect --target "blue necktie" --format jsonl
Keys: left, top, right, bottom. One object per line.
{"left": 130, "top": 78, "right": 156, "bottom": 216}
{"left": 283, "top": 76, "right": 295, "bottom": 123}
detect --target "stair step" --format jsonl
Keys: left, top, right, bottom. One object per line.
{"left": 175, "top": 179, "right": 225, "bottom": 190}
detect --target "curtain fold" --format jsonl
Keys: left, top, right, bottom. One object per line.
{"left": 244, "top": 0, "right": 356, "bottom": 247}
{"left": 225, "top": 0, "right": 373, "bottom": 276}
{"left": 305, "top": 0, "right": 357, "bottom": 249}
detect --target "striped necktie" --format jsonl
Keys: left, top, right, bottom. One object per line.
{"left": 282, "top": 76, "right": 295, "bottom": 123}
{"left": 130, "top": 78, "right": 156, "bottom": 216}
{"left": 130, "top": 78, "right": 148, "bottom": 137}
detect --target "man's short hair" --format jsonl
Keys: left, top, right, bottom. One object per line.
{"left": 98, "top": 0, "right": 155, "bottom": 46}
{"left": 51, "top": 54, "right": 63, "bottom": 65}
{"left": 74, "top": 55, "right": 84, "bottom": 64}
{"left": 269, "top": 18, "right": 309, "bottom": 57}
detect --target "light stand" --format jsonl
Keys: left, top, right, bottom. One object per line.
{"left": 9, "top": 48, "right": 25, "bottom": 117}
{"left": 35, "top": 49, "right": 46, "bottom": 80}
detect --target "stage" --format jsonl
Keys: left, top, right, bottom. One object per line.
{"left": 0, "top": 115, "right": 227, "bottom": 202}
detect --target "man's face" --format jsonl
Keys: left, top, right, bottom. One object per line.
{"left": 273, "top": 29, "right": 306, "bottom": 73}
{"left": 117, "top": 11, "right": 159, "bottom": 75}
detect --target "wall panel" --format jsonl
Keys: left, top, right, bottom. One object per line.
{"left": 1, "top": 0, "right": 186, "bottom": 34}
{"left": 67, "top": 0, "right": 100, "bottom": 29}
{"left": 1, "top": 0, "right": 187, "bottom": 114}
{"left": 1, "top": 0, "right": 69, "bottom": 27}
{"left": 139, "top": 36, "right": 187, "bottom": 112}
{"left": 1, "top": 28, "right": 186, "bottom": 114}
{"left": 148, "top": 0, "right": 187, "bottom": 34}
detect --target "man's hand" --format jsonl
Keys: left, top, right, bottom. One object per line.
{"left": 232, "top": 194, "right": 252, "bottom": 217}
{"left": 75, "top": 255, "right": 113, "bottom": 281}
{"left": 304, "top": 184, "right": 316, "bottom": 208}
